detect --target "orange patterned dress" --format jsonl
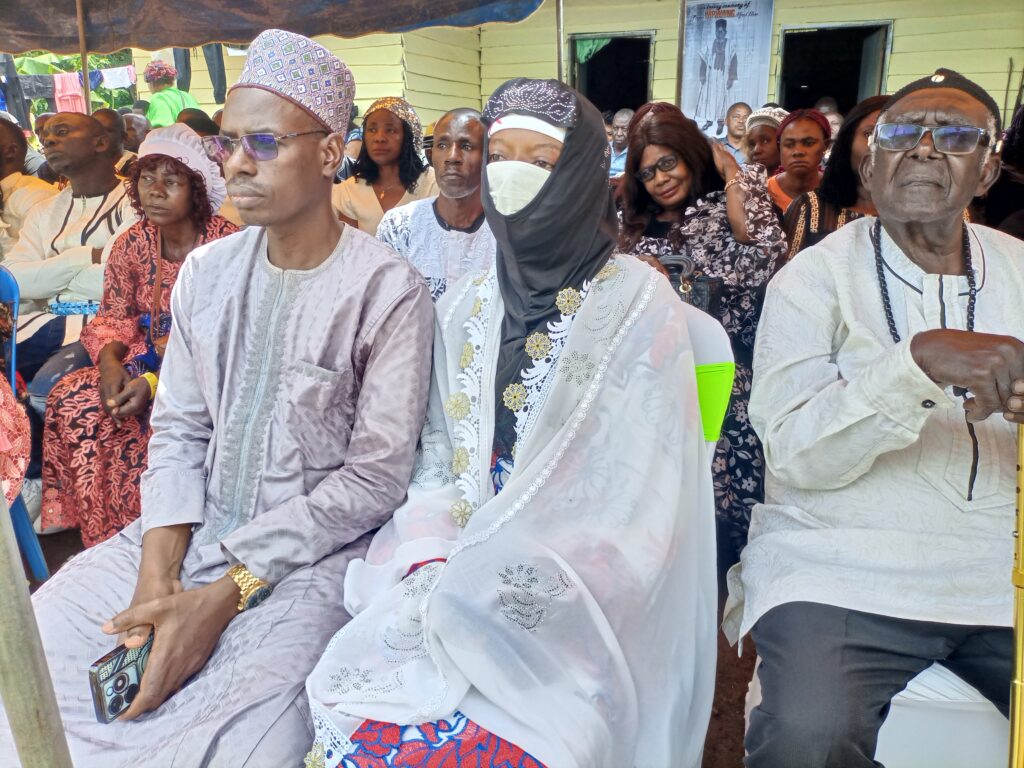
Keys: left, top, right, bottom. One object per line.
{"left": 41, "top": 217, "right": 238, "bottom": 546}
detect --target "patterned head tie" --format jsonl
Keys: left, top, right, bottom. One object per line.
{"left": 483, "top": 78, "right": 579, "bottom": 133}
{"left": 364, "top": 97, "right": 424, "bottom": 151}
{"left": 745, "top": 106, "right": 789, "bottom": 133}
{"left": 143, "top": 60, "right": 177, "bottom": 85}
{"left": 232, "top": 29, "right": 356, "bottom": 136}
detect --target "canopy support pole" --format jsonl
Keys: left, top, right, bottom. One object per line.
{"left": 0, "top": 495, "right": 72, "bottom": 768}
{"left": 675, "top": 0, "right": 687, "bottom": 107}
{"left": 75, "top": 0, "right": 91, "bottom": 113}
{"left": 555, "top": 0, "right": 565, "bottom": 82}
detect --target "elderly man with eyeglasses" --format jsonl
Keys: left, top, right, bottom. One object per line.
{"left": 725, "top": 68, "right": 1024, "bottom": 768}
{"left": 0, "top": 30, "right": 432, "bottom": 767}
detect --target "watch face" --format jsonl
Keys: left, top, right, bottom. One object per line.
{"left": 245, "top": 585, "right": 273, "bottom": 611}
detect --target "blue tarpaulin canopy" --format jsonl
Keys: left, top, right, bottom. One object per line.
{"left": 0, "top": 0, "right": 543, "bottom": 54}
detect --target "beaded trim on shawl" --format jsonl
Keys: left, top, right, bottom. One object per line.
{"left": 444, "top": 271, "right": 497, "bottom": 527}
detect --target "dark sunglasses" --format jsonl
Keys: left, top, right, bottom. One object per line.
{"left": 635, "top": 153, "right": 679, "bottom": 183}
{"left": 201, "top": 130, "right": 328, "bottom": 163}
{"left": 872, "top": 123, "right": 996, "bottom": 156}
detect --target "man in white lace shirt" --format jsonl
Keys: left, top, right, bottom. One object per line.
{"left": 377, "top": 108, "right": 494, "bottom": 301}
{"left": 0, "top": 116, "right": 56, "bottom": 256}
{"left": 729, "top": 69, "right": 1024, "bottom": 767}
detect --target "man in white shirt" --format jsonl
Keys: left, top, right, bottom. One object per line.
{"left": 377, "top": 108, "right": 494, "bottom": 301}
{"left": 6, "top": 112, "right": 136, "bottom": 413}
{"left": 730, "top": 69, "right": 1024, "bottom": 767}
{"left": 0, "top": 117, "right": 57, "bottom": 256}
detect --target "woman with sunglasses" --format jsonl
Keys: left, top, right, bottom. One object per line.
{"left": 39, "top": 125, "right": 237, "bottom": 546}
{"left": 618, "top": 101, "right": 787, "bottom": 594}
{"left": 332, "top": 97, "right": 438, "bottom": 235}
{"left": 766, "top": 108, "right": 831, "bottom": 217}
{"left": 784, "top": 95, "right": 889, "bottom": 258}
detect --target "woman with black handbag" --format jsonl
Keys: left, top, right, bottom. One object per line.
{"left": 619, "top": 101, "right": 788, "bottom": 589}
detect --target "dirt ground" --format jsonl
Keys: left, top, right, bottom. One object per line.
{"left": 29, "top": 531, "right": 754, "bottom": 767}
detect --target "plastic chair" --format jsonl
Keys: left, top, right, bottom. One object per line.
{"left": 680, "top": 302, "right": 736, "bottom": 456}
{"left": 0, "top": 265, "right": 50, "bottom": 581}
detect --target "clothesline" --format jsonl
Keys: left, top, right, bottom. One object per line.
{"left": 15, "top": 65, "right": 137, "bottom": 116}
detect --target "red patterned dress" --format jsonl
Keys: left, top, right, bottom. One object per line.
{"left": 0, "top": 379, "right": 30, "bottom": 507}
{"left": 40, "top": 217, "right": 238, "bottom": 546}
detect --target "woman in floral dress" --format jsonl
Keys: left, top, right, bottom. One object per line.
{"left": 40, "top": 125, "right": 237, "bottom": 546}
{"left": 618, "top": 102, "right": 788, "bottom": 581}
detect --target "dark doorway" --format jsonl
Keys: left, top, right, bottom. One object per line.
{"left": 572, "top": 35, "right": 652, "bottom": 114}
{"left": 779, "top": 24, "right": 889, "bottom": 114}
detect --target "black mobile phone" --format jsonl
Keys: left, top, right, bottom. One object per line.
{"left": 88, "top": 634, "right": 153, "bottom": 724}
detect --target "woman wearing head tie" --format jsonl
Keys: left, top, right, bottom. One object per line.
{"left": 304, "top": 78, "right": 717, "bottom": 768}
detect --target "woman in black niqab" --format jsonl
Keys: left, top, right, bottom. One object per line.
{"left": 481, "top": 78, "right": 620, "bottom": 476}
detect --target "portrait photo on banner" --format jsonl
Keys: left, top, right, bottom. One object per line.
{"left": 682, "top": 0, "right": 774, "bottom": 137}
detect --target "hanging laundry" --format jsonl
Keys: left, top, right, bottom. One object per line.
{"left": 77, "top": 70, "right": 103, "bottom": 90}
{"left": 17, "top": 74, "right": 54, "bottom": 99}
{"left": 101, "top": 66, "right": 135, "bottom": 89}
{"left": 53, "top": 72, "right": 86, "bottom": 113}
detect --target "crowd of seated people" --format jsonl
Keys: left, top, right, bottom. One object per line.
{"left": 0, "top": 28, "right": 1023, "bottom": 768}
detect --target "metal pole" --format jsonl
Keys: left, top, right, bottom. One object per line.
{"left": 555, "top": 0, "right": 565, "bottom": 83}
{"left": 75, "top": 0, "right": 91, "bottom": 114}
{"left": 1011, "top": 424, "right": 1024, "bottom": 767}
{"left": 0, "top": 496, "right": 72, "bottom": 768}
{"left": 675, "top": 0, "right": 687, "bottom": 107}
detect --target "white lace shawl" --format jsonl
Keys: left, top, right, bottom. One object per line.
{"left": 305, "top": 256, "right": 718, "bottom": 768}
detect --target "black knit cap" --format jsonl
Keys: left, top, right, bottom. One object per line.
{"left": 883, "top": 68, "right": 1002, "bottom": 133}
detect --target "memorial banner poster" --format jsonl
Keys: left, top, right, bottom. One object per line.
{"left": 682, "top": 0, "right": 774, "bottom": 137}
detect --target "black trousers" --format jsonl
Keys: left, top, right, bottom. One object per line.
{"left": 173, "top": 45, "right": 226, "bottom": 104}
{"left": 746, "top": 601, "right": 1011, "bottom": 768}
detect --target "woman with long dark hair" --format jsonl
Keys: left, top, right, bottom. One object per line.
{"left": 784, "top": 95, "right": 888, "bottom": 258}
{"left": 40, "top": 125, "right": 238, "bottom": 545}
{"left": 332, "top": 97, "right": 438, "bottom": 234}
{"left": 618, "top": 101, "right": 787, "bottom": 584}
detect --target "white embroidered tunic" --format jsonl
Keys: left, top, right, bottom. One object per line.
{"left": 306, "top": 256, "right": 718, "bottom": 768}
{"left": 726, "top": 218, "right": 1024, "bottom": 642}
{"left": 376, "top": 197, "right": 495, "bottom": 302}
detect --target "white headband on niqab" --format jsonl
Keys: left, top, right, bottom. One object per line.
{"left": 137, "top": 123, "right": 227, "bottom": 214}
{"left": 488, "top": 114, "right": 567, "bottom": 144}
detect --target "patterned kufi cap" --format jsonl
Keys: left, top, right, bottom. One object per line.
{"left": 746, "top": 107, "right": 789, "bottom": 132}
{"left": 483, "top": 78, "right": 579, "bottom": 131}
{"left": 365, "top": 97, "right": 424, "bottom": 151}
{"left": 232, "top": 29, "right": 355, "bottom": 136}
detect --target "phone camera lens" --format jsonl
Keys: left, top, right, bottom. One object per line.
{"left": 108, "top": 694, "right": 124, "bottom": 714}
{"left": 125, "top": 684, "right": 140, "bottom": 704}
{"left": 112, "top": 672, "right": 129, "bottom": 693}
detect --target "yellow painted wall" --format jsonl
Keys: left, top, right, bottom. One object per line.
{"left": 401, "top": 28, "right": 482, "bottom": 126}
{"left": 479, "top": 0, "right": 681, "bottom": 105}
{"left": 767, "top": 0, "right": 1024, "bottom": 123}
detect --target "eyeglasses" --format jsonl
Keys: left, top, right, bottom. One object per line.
{"left": 635, "top": 153, "right": 679, "bottom": 183}
{"left": 201, "top": 130, "right": 328, "bottom": 163}
{"left": 872, "top": 123, "right": 996, "bottom": 156}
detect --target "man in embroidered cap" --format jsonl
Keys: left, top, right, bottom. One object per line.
{"left": 0, "top": 29, "right": 434, "bottom": 767}
{"left": 729, "top": 69, "right": 1024, "bottom": 766}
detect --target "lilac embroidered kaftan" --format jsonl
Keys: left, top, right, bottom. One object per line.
{"left": 0, "top": 224, "right": 434, "bottom": 767}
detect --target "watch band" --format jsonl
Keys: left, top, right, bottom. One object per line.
{"left": 226, "top": 564, "right": 270, "bottom": 612}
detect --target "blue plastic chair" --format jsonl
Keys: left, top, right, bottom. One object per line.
{"left": 0, "top": 265, "right": 50, "bottom": 581}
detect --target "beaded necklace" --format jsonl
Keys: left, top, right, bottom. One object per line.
{"left": 871, "top": 218, "right": 976, "bottom": 344}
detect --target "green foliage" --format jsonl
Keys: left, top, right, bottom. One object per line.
{"left": 15, "top": 49, "right": 135, "bottom": 113}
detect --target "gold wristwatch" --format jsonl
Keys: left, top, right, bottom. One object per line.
{"left": 226, "top": 564, "right": 273, "bottom": 612}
